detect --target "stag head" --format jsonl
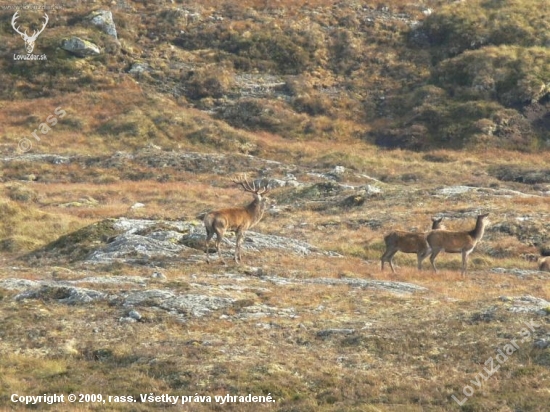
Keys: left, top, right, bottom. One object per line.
{"left": 12, "top": 11, "right": 49, "bottom": 54}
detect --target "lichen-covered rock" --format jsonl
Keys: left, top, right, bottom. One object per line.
{"left": 61, "top": 37, "right": 101, "bottom": 57}
{"left": 15, "top": 285, "right": 107, "bottom": 305}
{"left": 262, "top": 275, "right": 427, "bottom": 294}
{"left": 121, "top": 289, "right": 235, "bottom": 317}
{"left": 86, "top": 233, "right": 187, "bottom": 263}
{"left": 86, "top": 10, "right": 118, "bottom": 38}
{"left": 502, "top": 295, "right": 550, "bottom": 315}
{"left": 128, "top": 63, "right": 150, "bottom": 74}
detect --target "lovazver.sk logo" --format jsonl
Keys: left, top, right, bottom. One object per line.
{"left": 11, "top": 11, "right": 48, "bottom": 60}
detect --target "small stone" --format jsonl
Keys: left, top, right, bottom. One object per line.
{"left": 151, "top": 271, "right": 166, "bottom": 280}
{"left": 128, "top": 310, "right": 142, "bottom": 320}
{"left": 128, "top": 63, "right": 151, "bottom": 74}
{"left": 244, "top": 267, "right": 263, "bottom": 276}
{"left": 534, "top": 339, "right": 550, "bottom": 349}
{"left": 317, "top": 328, "right": 355, "bottom": 338}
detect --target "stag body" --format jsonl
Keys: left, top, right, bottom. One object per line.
{"left": 204, "top": 176, "right": 270, "bottom": 264}
{"left": 381, "top": 217, "right": 445, "bottom": 274}
{"left": 427, "top": 213, "right": 490, "bottom": 275}
{"left": 12, "top": 11, "right": 49, "bottom": 54}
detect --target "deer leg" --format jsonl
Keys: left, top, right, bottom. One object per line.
{"left": 381, "top": 249, "right": 390, "bottom": 271}
{"left": 417, "top": 252, "right": 423, "bottom": 270}
{"left": 205, "top": 229, "right": 214, "bottom": 264}
{"left": 381, "top": 248, "right": 396, "bottom": 272}
{"left": 388, "top": 259, "right": 396, "bottom": 274}
{"left": 235, "top": 230, "right": 243, "bottom": 263}
{"left": 387, "top": 250, "right": 398, "bottom": 274}
{"left": 216, "top": 230, "right": 226, "bottom": 265}
{"left": 461, "top": 250, "right": 470, "bottom": 275}
{"left": 429, "top": 249, "right": 441, "bottom": 273}
{"left": 418, "top": 248, "right": 431, "bottom": 270}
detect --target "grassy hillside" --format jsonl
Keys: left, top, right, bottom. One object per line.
{"left": 1, "top": 0, "right": 548, "bottom": 155}
{"left": 0, "top": 1, "right": 549, "bottom": 411}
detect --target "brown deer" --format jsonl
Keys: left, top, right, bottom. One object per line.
{"left": 538, "top": 257, "right": 550, "bottom": 272}
{"left": 537, "top": 246, "right": 550, "bottom": 272}
{"left": 204, "top": 175, "right": 270, "bottom": 264}
{"left": 381, "top": 217, "right": 445, "bottom": 274}
{"left": 427, "top": 213, "right": 490, "bottom": 275}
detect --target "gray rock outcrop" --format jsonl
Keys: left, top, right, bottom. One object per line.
{"left": 61, "top": 37, "right": 101, "bottom": 57}
{"left": 86, "top": 10, "right": 118, "bottom": 38}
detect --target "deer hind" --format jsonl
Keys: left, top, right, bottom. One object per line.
{"left": 204, "top": 174, "right": 271, "bottom": 264}
{"left": 381, "top": 217, "right": 445, "bottom": 274}
{"left": 12, "top": 11, "right": 49, "bottom": 54}
{"left": 427, "top": 213, "right": 490, "bottom": 275}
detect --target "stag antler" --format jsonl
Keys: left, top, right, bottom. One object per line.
{"left": 232, "top": 174, "right": 269, "bottom": 195}
{"left": 11, "top": 11, "right": 28, "bottom": 38}
{"left": 12, "top": 11, "right": 49, "bottom": 40}
{"left": 30, "top": 12, "right": 49, "bottom": 40}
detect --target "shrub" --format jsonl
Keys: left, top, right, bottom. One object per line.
{"left": 285, "top": 77, "right": 332, "bottom": 116}
{"left": 6, "top": 184, "right": 38, "bottom": 203}
{"left": 175, "top": 20, "right": 316, "bottom": 74}
{"left": 418, "top": 0, "right": 550, "bottom": 60}
{"left": 433, "top": 46, "right": 550, "bottom": 107}
{"left": 186, "top": 125, "right": 258, "bottom": 154}
{"left": 215, "top": 98, "right": 308, "bottom": 137}
{"left": 183, "top": 64, "right": 236, "bottom": 100}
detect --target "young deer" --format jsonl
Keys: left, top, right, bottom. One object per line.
{"left": 204, "top": 175, "right": 270, "bottom": 264}
{"left": 427, "top": 213, "right": 490, "bottom": 275}
{"left": 381, "top": 217, "right": 445, "bottom": 274}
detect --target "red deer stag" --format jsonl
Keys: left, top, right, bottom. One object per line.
{"left": 204, "top": 175, "right": 270, "bottom": 264}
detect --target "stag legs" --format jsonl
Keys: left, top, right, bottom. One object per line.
{"left": 205, "top": 228, "right": 248, "bottom": 265}
{"left": 205, "top": 228, "right": 227, "bottom": 264}
{"left": 235, "top": 230, "right": 244, "bottom": 263}
{"left": 205, "top": 229, "right": 213, "bottom": 263}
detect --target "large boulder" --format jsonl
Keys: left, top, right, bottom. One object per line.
{"left": 86, "top": 10, "right": 118, "bottom": 39}
{"left": 61, "top": 37, "right": 101, "bottom": 57}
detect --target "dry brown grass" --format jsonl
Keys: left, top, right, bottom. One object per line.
{"left": 170, "top": 0, "right": 430, "bottom": 12}
{"left": 1, "top": 205, "right": 550, "bottom": 411}
{"left": 2, "top": 257, "right": 549, "bottom": 411}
